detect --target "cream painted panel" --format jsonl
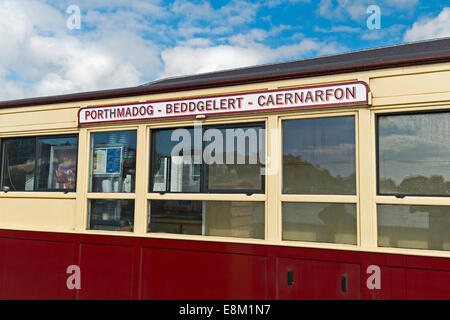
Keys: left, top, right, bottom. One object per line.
{"left": 371, "top": 71, "right": 450, "bottom": 98}
{"left": 0, "top": 198, "right": 76, "bottom": 230}
{"left": 0, "top": 108, "right": 78, "bottom": 132}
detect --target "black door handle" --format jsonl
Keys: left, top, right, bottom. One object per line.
{"left": 341, "top": 275, "right": 347, "bottom": 293}
{"left": 287, "top": 270, "right": 294, "bottom": 286}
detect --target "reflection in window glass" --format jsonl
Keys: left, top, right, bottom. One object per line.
{"left": 378, "top": 112, "right": 450, "bottom": 195}
{"left": 150, "top": 128, "right": 201, "bottom": 193}
{"left": 36, "top": 136, "right": 78, "bottom": 191}
{"left": 148, "top": 200, "right": 265, "bottom": 239}
{"left": 378, "top": 205, "right": 450, "bottom": 251}
{"left": 150, "top": 123, "right": 265, "bottom": 193}
{"left": 282, "top": 202, "right": 357, "bottom": 245}
{"left": 282, "top": 116, "right": 356, "bottom": 195}
{"left": 1, "top": 135, "right": 78, "bottom": 192}
{"left": 89, "top": 131, "right": 136, "bottom": 193}
{"left": 87, "top": 199, "right": 134, "bottom": 232}
{"left": 206, "top": 125, "right": 264, "bottom": 192}
{"left": 2, "top": 138, "right": 36, "bottom": 191}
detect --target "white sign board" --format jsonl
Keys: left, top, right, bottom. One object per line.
{"left": 78, "top": 81, "right": 369, "bottom": 125}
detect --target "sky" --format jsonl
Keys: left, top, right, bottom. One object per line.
{"left": 0, "top": 0, "right": 449, "bottom": 101}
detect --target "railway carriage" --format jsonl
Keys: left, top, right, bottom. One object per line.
{"left": 0, "top": 38, "right": 450, "bottom": 299}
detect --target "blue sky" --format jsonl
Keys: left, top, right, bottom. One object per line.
{"left": 0, "top": 0, "right": 449, "bottom": 101}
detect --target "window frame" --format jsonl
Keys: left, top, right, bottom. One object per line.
{"left": 0, "top": 133, "right": 79, "bottom": 193}
{"left": 84, "top": 126, "right": 139, "bottom": 233}
{"left": 146, "top": 117, "right": 268, "bottom": 241}
{"left": 147, "top": 199, "right": 266, "bottom": 239}
{"left": 374, "top": 108, "right": 450, "bottom": 253}
{"left": 376, "top": 109, "right": 450, "bottom": 197}
{"left": 279, "top": 111, "right": 360, "bottom": 247}
{"left": 88, "top": 129, "right": 138, "bottom": 194}
{"left": 281, "top": 114, "right": 357, "bottom": 196}
{"left": 149, "top": 121, "right": 266, "bottom": 195}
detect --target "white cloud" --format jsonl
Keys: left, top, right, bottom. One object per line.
{"left": 314, "top": 25, "right": 361, "bottom": 33}
{"left": 264, "top": 0, "right": 310, "bottom": 8}
{"left": 317, "top": 0, "right": 419, "bottom": 22}
{"left": 317, "top": 0, "right": 370, "bottom": 22}
{"left": 160, "top": 45, "right": 269, "bottom": 77}
{"left": 170, "top": 0, "right": 259, "bottom": 29}
{"left": 390, "top": 0, "right": 419, "bottom": 9}
{"left": 160, "top": 39, "right": 345, "bottom": 78}
{"left": 361, "top": 24, "right": 406, "bottom": 41}
{"left": 0, "top": 0, "right": 348, "bottom": 101}
{"left": 404, "top": 7, "right": 450, "bottom": 42}
{"left": 0, "top": 0, "right": 161, "bottom": 100}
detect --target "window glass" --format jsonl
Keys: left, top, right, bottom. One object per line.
{"left": 89, "top": 131, "right": 136, "bottom": 193}
{"left": 150, "top": 128, "right": 200, "bottom": 192}
{"left": 150, "top": 123, "right": 265, "bottom": 193}
{"left": 282, "top": 116, "right": 356, "bottom": 194}
{"left": 378, "top": 204, "right": 450, "bottom": 251}
{"left": 87, "top": 199, "right": 134, "bottom": 232}
{"left": 36, "top": 136, "right": 78, "bottom": 191}
{"left": 205, "top": 125, "right": 264, "bottom": 192}
{"left": 148, "top": 200, "right": 265, "bottom": 239}
{"left": 378, "top": 112, "right": 450, "bottom": 195}
{"left": 1, "top": 135, "right": 78, "bottom": 192}
{"left": 282, "top": 202, "right": 357, "bottom": 245}
{"left": 2, "top": 138, "right": 36, "bottom": 191}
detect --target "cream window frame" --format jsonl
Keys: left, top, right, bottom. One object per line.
{"left": 372, "top": 104, "right": 450, "bottom": 254}
{"left": 0, "top": 130, "right": 80, "bottom": 197}
{"left": 82, "top": 125, "right": 140, "bottom": 233}
{"left": 278, "top": 110, "right": 361, "bottom": 247}
{"left": 145, "top": 115, "right": 270, "bottom": 240}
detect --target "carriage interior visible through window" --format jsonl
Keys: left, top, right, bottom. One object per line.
{"left": 148, "top": 122, "right": 266, "bottom": 239}
{"left": 1, "top": 135, "right": 78, "bottom": 192}
{"left": 86, "top": 130, "right": 137, "bottom": 232}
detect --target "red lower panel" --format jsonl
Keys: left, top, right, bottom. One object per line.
{"left": 277, "top": 258, "right": 360, "bottom": 300}
{"left": 0, "top": 238, "right": 74, "bottom": 300}
{"left": 405, "top": 268, "right": 450, "bottom": 299}
{"left": 0, "top": 229, "right": 449, "bottom": 300}
{"left": 363, "top": 266, "right": 406, "bottom": 300}
{"left": 78, "top": 243, "right": 135, "bottom": 300}
{"left": 140, "top": 248, "right": 267, "bottom": 300}
{"left": 363, "top": 266, "right": 450, "bottom": 299}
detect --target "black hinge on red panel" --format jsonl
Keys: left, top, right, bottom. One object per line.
{"left": 287, "top": 270, "right": 294, "bottom": 286}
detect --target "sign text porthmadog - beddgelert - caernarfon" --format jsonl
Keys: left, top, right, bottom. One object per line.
{"left": 78, "top": 81, "right": 369, "bottom": 125}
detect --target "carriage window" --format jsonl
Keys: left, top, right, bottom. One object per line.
{"left": 1, "top": 135, "right": 78, "bottom": 192}
{"left": 281, "top": 116, "right": 357, "bottom": 246}
{"left": 378, "top": 112, "right": 450, "bottom": 196}
{"left": 87, "top": 199, "right": 134, "bottom": 232}
{"left": 150, "top": 128, "right": 200, "bottom": 193}
{"left": 282, "top": 202, "right": 357, "bottom": 245}
{"left": 148, "top": 200, "right": 264, "bottom": 239}
{"left": 205, "top": 124, "right": 264, "bottom": 192}
{"left": 89, "top": 131, "right": 137, "bottom": 193}
{"left": 282, "top": 116, "right": 356, "bottom": 195}
{"left": 150, "top": 123, "right": 265, "bottom": 193}
{"left": 378, "top": 204, "right": 450, "bottom": 251}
